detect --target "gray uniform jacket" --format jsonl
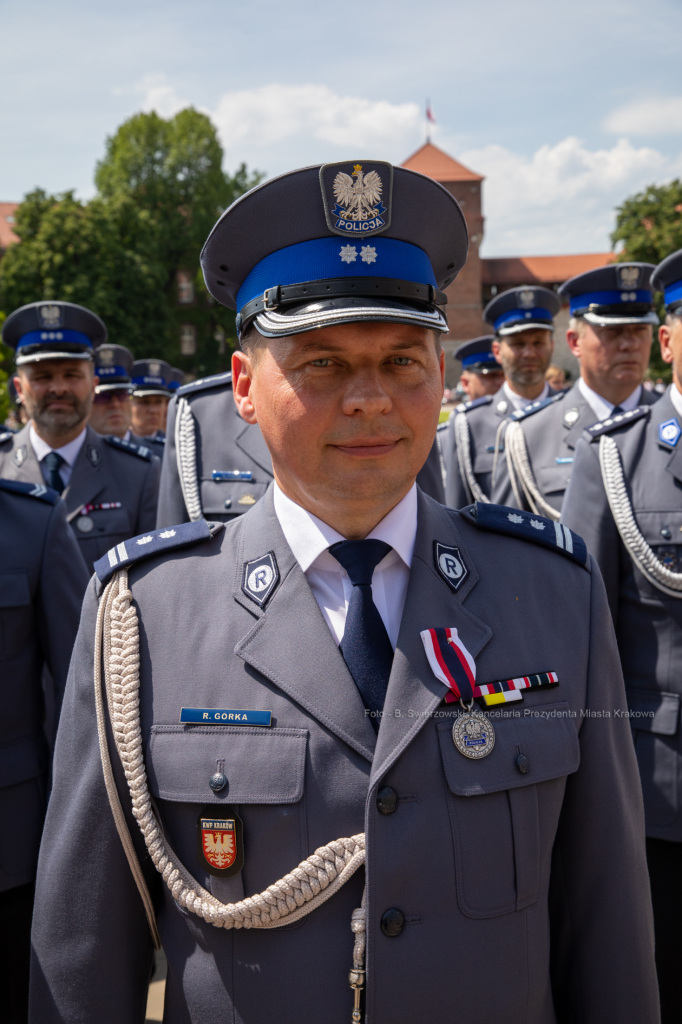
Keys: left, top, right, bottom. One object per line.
{"left": 444, "top": 391, "right": 514, "bottom": 508}
{"left": 492, "top": 382, "right": 659, "bottom": 515}
{"left": 31, "top": 489, "right": 658, "bottom": 1023}
{"left": 561, "top": 388, "right": 682, "bottom": 842}
{"left": 132, "top": 432, "right": 165, "bottom": 462}
{"left": 157, "top": 373, "right": 447, "bottom": 527}
{"left": 0, "top": 480, "right": 89, "bottom": 893}
{"left": 0, "top": 424, "right": 161, "bottom": 570}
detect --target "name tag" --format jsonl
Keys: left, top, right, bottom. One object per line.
{"left": 180, "top": 708, "right": 272, "bottom": 726}
{"left": 555, "top": 457, "right": 573, "bottom": 464}
{"left": 212, "top": 470, "right": 254, "bottom": 482}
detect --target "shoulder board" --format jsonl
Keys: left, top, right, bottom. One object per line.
{"left": 95, "top": 519, "right": 226, "bottom": 585}
{"left": 0, "top": 430, "right": 14, "bottom": 444}
{"left": 104, "top": 435, "right": 153, "bottom": 461}
{"left": 436, "top": 420, "right": 449, "bottom": 434}
{"left": 143, "top": 433, "right": 165, "bottom": 446}
{"left": 0, "top": 478, "right": 59, "bottom": 505}
{"left": 510, "top": 390, "right": 565, "bottom": 423}
{"left": 177, "top": 371, "right": 233, "bottom": 397}
{"left": 459, "top": 502, "right": 589, "bottom": 570}
{"left": 587, "top": 405, "right": 650, "bottom": 440}
{"left": 461, "top": 395, "right": 493, "bottom": 413}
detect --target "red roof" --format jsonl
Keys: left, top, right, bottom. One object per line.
{"left": 482, "top": 252, "right": 615, "bottom": 288}
{"left": 401, "top": 142, "right": 483, "bottom": 183}
{"left": 0, "top": 203, "right": 19, "bottom": 249}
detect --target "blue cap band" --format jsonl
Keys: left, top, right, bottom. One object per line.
{"left": 664, "top": 281, "right": 682, "bottom": 308}
{"left": 132, "top": 375, "right": 167, "bottom": 387}
{"left": 494, "top": 307, "right": 554, "bottom": 331}
{"left": 236, "top": 236, "right": 437, "bottom": 313}
{"left": 168, "top": 381, "right": 181, "bottom": 391}
{"left": 96, "top": 365, "right": 129, "bottom": 378}
{"left": 17, "top": 329, "right": 93, "bottom": 350}
{"left": 569, "top": 289, "right": 652, "bottom": 314}
{"left": 461, "top": 351, "right": 498, "bottom": 368}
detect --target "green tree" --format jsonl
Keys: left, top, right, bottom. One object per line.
{"left": 612, "top": 179, "right": 682, "bottom": 381}
{"left": 0, "top": 109, "right": 262, "bottom": 378}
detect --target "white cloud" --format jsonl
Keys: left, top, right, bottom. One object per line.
{"left": 458, "top": 135, "right": 682, "bottom": 255}
{"left": 605, "top": 96, "right": 682, "bottom": 135}
{"left": 138, "top": 74, "right": 188, "bottom": 119}
{"left": 209, "top": 84, "right": 421, "bottom": 163}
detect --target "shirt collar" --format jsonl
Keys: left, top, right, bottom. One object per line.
{"left": 503, "top": 380, "right": 550, "bottom": 412}
{"left": 668, "top": 383, "right": 682, "bottom": 419}
{"left": 578, "top": 378, "right": 642, "bottom": 421}
{"left": 273, "top": 481, "right": 417, "bottom": 573}
{"left": 29, "top": 424, "right": 87, "bottom": 467}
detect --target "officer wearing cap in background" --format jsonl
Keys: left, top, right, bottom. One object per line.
{"left": 167, "top": 366, "right": 186, "bottom": 395}
{"left": 492, "top": 264, "right": 659, "bottom": 518}
{"left": 31, "top": 160, "right": 658, "bottom": 1024}
{"left": 90, "top": 344, "right": 169, "bottom": 461}
{"left": 561, "top": 249, "right": 682, "bottom": 1022}
{"left": 0, "top": 302, "right": 161, "bottom": 571}
{"left": 0, "top": 476, "right": 88, "bottom": 1024}
{"left": 131, "top": 358, "right": 172, "bottom": 444}
{"left": 456, "top": 334, "right": 504, "bottom": 402}
{"left": 444, "top": 287, "right": 560, "bottom": 508}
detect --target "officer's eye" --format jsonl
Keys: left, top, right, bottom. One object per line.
{"left": 392, "top": 357, "right": 413, "bottom": 366}
{"left": 310, "top": 358, "right": 333, "bottom": 367}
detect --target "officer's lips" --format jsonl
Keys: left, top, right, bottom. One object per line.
{"left": 331, "top": 440, "right": 401, "bottom": 457}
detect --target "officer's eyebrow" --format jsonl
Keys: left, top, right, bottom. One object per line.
{"left": 295, "top": 337, "right": 432, "bottom": 355}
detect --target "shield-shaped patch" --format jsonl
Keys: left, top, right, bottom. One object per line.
{"left": 197, "top": 805, "right": 244, "bottom": 877}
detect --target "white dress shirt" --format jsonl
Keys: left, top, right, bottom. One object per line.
{"left": 30, "top": 425, "right": 87, "bottom": 488}
{"left": 668, "top": 383, "right": 682, "bottom": 418}
{"left": 578, "top": 378, "right": 642, "bottom": 422}
{"left": 502, "top": 380, "right": 550, "bottom": 413}
{"left": 273, "top": 482, "right": 417, "bottom": 648}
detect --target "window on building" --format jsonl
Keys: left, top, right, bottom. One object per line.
{"left": 214, "top": 326, "right": 226, "bottom": 354}
{"left": 180, "top": 323, "right": 196, "bottom": 355}
{"left": 177, "top": 270, "right": 194, "bottom": 304}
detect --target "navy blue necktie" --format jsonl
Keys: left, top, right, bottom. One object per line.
{"left": 329, "top": 539, "right": 394, "bottom": 730}
{"left": 42, "top": 452, "right": 65, "bottom": 494}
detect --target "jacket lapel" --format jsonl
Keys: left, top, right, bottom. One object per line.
{"left": 371, "top": 492, "right": 492, "bottom": 785}
{"left": 2, "top": 424, "right": 43, "bottom": 483}
{"left": 233, "top": 491, "right": 376, "bottom": 762}
{"left": 562, "top": 386, "right": 595, "bottom": 450}
{"left": 235, "top": 412, "right": 274, "bottom": 478}
{"left": 651, "top": 391, "right": 682, "bottom": 484}
{"left": 63, "top": 426, "right": 106, "bottom": 517}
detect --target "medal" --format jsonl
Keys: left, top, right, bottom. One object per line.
{"left": 77, "top": 515, "right": 94, "bottom": 533}
{"left": 452, "top": 699, "right": 495, "bottom": 759}
{"left": 197, "top": 804, "right": 244, "bottom": 877}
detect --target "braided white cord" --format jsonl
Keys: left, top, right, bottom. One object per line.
{"left": 599, "top": 434, "right": 682, "bottom": 598}
{"left": 99, "top": 571, "right": 367, "bottom": 931}
{"left": 505, "top": 421, "right": 561, "bottom": 521}
{"left": 490, "top": 418, "right": 507, "bottom": 491}
{"left": 454, "top": 412, "right": 491, "bottom": 503}
{"left": 175, "top": 397, "right": 203, "bottom": 522}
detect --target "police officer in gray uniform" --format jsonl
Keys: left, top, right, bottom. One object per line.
{"left": 492, "top": 264, "right": 659, "bottom": 518}
{"left": 561, "top": 249, "right": 682, "bottom": 1022}
{"left": 0, "top": 302, "right": 161, "bottom": 570}
{"left": 445, "top": 287, "right": 560, "bottom": 508}
{"left": 130, "top": 358, "right": 173, "bottom": 454}
{"left": 0, "top": 477, "right": 89, "bottom": 1024}
{"left": 31, "top": 161, "right": 658, "bottom": 1024}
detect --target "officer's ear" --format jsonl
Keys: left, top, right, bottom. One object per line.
{"left": 491, "top": 338, "right": 503, "bottom": 365}
{"left": 659, "top": 322, "right": 674, "bottom": 365}
{"left": 231, "top": 348, "right": 258, "bottom": 425}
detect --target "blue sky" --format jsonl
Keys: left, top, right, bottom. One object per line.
{"left": 2, "top": 0, "right": 682, "bottom": 255}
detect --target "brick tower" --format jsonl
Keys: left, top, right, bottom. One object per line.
{"left": 402, "top": 143, "right": 485, "bottom": 384}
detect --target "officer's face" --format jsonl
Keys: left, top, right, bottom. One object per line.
{"left": 492, "top": 329, "right": 554, "bottom": 387}
{"left": 659, "top": 316, "right": 682, "bottom": 392}
{"left": 131, "top": 395, "right": 169, "bottom": 436}
{"left": 567, "top": 321, "right": 652, "bottom": 392}
{"left": 461, "top": 368, "right": 504, "bottom": 399}
{"left": 233, "top": 322, "right": 444, "bottom": 533}
{"left": 89, "top": 388, "right": 133, "bottom": 437}
{"left": 15, "top": 360, "right": 97, "bottom": 436}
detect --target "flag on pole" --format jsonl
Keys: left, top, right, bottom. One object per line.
{"left": 426, "top": 100, "right": 436, "bottom": 125}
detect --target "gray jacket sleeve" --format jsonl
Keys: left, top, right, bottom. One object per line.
{"left": 37, "top": 499, "right": 90, "bottom": 712}
{"left": 560, "top": 436, "right": 621, "bottom": 621}
{"left": 444, "top": 415, "right": 472, "bottom": 509}
{"left": 489, "top": 429, "right": 518, "bottom": 509}
{"left": 548, "top": 555, "right": 657, "bottom": 1022}
{"left": 30, "top": 579, "right": 157, "bottom": 1022}
{"left": 156, "top": 396, "right": 190, "bottom": 528}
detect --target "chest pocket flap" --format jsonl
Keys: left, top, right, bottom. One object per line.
{"left": 75, "top": 507, "right": 131, "bottom": 539}
{"left": 147, "top": 725, "right": 307, "bottom": 804}
{"left": 437, "top": 702, "right": 579, "bottom": 918}
{"left": 0, "top": 571, "right": 30, "bottom": 608}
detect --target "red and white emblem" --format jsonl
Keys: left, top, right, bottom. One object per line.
{"left": 200, "top": 818, "right": 237, "bottom": 871}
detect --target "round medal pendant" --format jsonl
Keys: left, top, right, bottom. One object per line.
{"left": 452, "top": 704, "right": 495, "bottom": 759}
{"left": 77, "top": 515, "right": 94, "bottom": 533}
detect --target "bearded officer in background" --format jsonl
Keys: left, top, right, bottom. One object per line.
{"left": 492, "top": 264, "right": 659, "bottom": 518}
{"left": 445, "top": 287, "right": 560, "bottom": 508}
{"left": 0, "top": 302, "right": 161, "bottom": 571}
{"left": 30, "top": 161, "right": 658, "bottom": 1024}
{"left": 561, "top": 248, "right": 682, "bottom": 1022}
{"left": 0, "top": 477, "right": 89, "bottom": 1024}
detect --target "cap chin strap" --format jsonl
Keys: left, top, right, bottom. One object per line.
{"left": 454, "top": 412, "right": 491, "bottom": 504}
{"left": 503, "top": 421, "right": 561, "bottom": 521}
{"left": 599, "top": 434, "right": 682, "bottom": 597}
{"left": 175, "top": 398, "right": 203, "bottom": 522}
{"left": 94, "top": 570, "right": 368, "bottom": 1012}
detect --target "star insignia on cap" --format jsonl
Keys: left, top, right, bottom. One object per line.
{"left": 361, "top": 245, "right": 377, "bottom": 264}
{"left": 339, "top": 244, "right": 357, "bottom": 264}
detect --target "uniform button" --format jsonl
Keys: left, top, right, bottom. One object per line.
{"left": 376, "top": 786, "right": 398, "bottom": 815}
{"left": 516, "top": 754, "right": 530, "bottom": 774}
{"left": 380, "top": 908, "right": 405, "bottom": 937}
{"left": 209, "top": 772, "right": 227, "bottom": 792}
{"left": 661, "top": 527, "right": 672, "bottom": 540}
